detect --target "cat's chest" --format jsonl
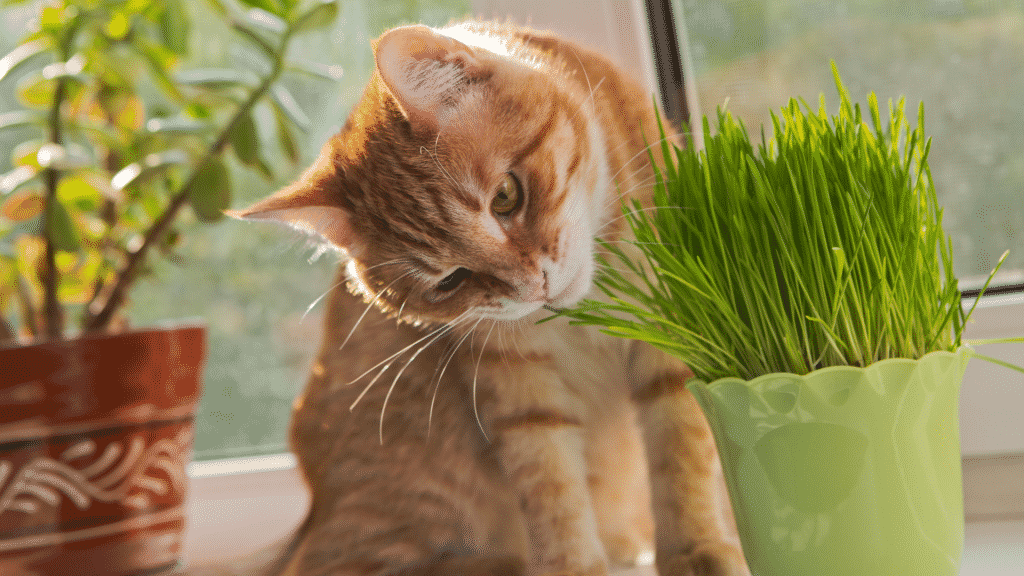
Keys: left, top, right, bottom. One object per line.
{"left": 495, "top": 315, "right": 635, "bottom": 411}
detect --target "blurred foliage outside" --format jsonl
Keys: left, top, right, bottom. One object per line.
{"left": 677, "top": 0, "right": 1024, "bottom": 288}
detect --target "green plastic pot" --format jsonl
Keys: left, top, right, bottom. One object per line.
{"left": 687, "top": 348, "right": 970, "bottom": 576}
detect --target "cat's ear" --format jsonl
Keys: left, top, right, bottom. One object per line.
{"left": 229, "top": 154, "right": 360, "bottom": 254}
{"left": 374, "top": 25, "right": 488, "bottom": 129}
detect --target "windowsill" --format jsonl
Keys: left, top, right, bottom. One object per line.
{"left": 182, "top": 453, "right": 1024, "bottom": 574}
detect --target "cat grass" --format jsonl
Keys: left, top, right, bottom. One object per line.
{"left": 557, "top": 65, "right": 1012, "bottom": 383}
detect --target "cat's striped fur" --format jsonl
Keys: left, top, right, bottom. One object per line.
{"left": 223, "top": 21, "right": 749, "bottom": 576}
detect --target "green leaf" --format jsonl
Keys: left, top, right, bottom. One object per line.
{"left": 35, "top": 143, "right": 90, "bottom": 170}
{"left": 270, "top": 83, "right": 309, "bottom": 130}
{"left": 273, "top": 104, "right": 299, "bottom": 163}
{"left": 145, "top": 116, "right": 209, "bottom": 134}
{"left": 0, "top": 40, "right": 50, "bottom": 84}
{"left": 188, "top": 158, "right": 231, "bottom": 222}
{"left": 11, "top": 140, "right": 43, "bottom": 169}
{"left": 204, "top": 0, "right": 228, "bottom": 16}
{"left": 2, "top": 190, "right": 43, "bottom": 221}
{"left": 40, "top": 56, "right": 87, "bottom": 82}
{"left": 16, "top": 72, "right": 55, "bottom": 110}
{"left": 238, "top": 0, "right": 283, "bottom": 15}
{"left": 40, "top": 5, "right": 65, "bottom": 34}
{"left": 0, "top": 110, "right": 40, "bottom": 132}
{"left": 253, "top": 155, "right": 275, "bottom": 181}
{"left": 285, "top": 59, "right": 343, "bottom": 81}
{"left": 104, "top": 10, "right": 132, "bottom": 40}
{"left": 158, "top": 0, "right": 191, "bottom": 56}
{"left": 111, "top": 149, "right": 189, "bottom": 191}
{"left": 47, "top": 197, "right": 81, "bottom": 252}
{"left": 1, "top": 166, "right": 39, "bottom": 195}
{"left": 57, "top": 175, "right": 103, "bottom": 211}
{"left": 241, "top": 6, "right": 287, "bottom": 34}
{"left": 175, "top": 68, "right": 258, "bottom": 88}
{"left": 292, "top": 0, "right": 337, "bottom": 33}
{"left": 133, "top": 38, "right": 181, "bottom": 97}
{"left": 232, "top": 22, "right": 278, "bottom": 59}
{"left": 230, "top": 111, "right": 261, "bottom": 166}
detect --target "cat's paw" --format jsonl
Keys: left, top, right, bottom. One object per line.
{"left": 656, "top": 542, "right": 749, "bottom": 576}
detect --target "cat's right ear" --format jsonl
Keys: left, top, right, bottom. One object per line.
{"left": 374, "top": 25, "right": 488, "bottom": 130}
{"left": 228, "top": 154, "right": 361, "bottom": 256}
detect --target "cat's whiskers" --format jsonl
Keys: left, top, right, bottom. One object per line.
{"left": 350, "top": 361, "right": 393, "bottom": 412}
{"left": 513, "top": 320, "right": 530, "bottom": 361}
{"left": 420, "top": 132, "right": 459, "bottom": 189}
{"left": 427, "top": 316, "right": 481, "bottom": 435}
{"left": 342, "top": 311, "right": 470, "bottom": 389}
{"left": 600, "top": 239, "right": 686, "bottom": 249}
{"left": 302, "top": 259, "right": 411, "bottom": 324}
{"left": 377, "top": 312, "right": 472, "bottom": 443}
{"left": 339, "top": 271, "right": 415, "bottom": 351}
{"left": 601, "top": 171, "right": 660, "bottom": 212}
{"left": 603, "top": 135, "right": 674, "bottom": 183}
{"left": 595, "top": 205, "right": 692, "bottom": 238}
{"left": 302, "top": 279, "right": 347, "bottom": 323}
{"left": 601, "top": 162, "right": 687, "bottom": 212}
{"left": 497, "top": 324, "right": 516, "bottom": 377}
{"left": 472, "top": 320, "right": 497, "bottom": 441}
{"left": 566, "top": 47, "right": 605, "bottom": 129}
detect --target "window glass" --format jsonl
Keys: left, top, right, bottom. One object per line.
{"left": 673, "top": 0, "right": 1024, "bottom": 290}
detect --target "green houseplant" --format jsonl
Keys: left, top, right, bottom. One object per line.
{"left": 0, "top": 1, "right": 339, "bottom": 573}
{"left": 557, "top": 68, "right": 1023, "bottom": 576}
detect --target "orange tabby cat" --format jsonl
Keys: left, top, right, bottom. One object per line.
{"left": 221, "top": 21, "right": 748, "bottom": 576}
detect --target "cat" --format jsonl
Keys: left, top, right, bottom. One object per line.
{"left": 220, "top": 20, "right": 749, "bottom": 576}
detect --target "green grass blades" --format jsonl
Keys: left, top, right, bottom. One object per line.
{"left": 559, "top": 65, "right": 987, "bottom": 382}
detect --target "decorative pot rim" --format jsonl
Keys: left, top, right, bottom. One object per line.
{"left": 0, "top": 318, "right": 206, "bottom": 352}
{"left": 690, "top": 347, "right": 969, "bottom": 389}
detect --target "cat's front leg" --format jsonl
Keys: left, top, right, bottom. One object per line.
{"left": 629, "top": 346, "right": 750, "bottom": 576}
{"left": 484, "top": 361, "right": 609, "bottom": 576}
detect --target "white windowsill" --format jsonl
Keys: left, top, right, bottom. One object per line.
{"left": 182, "top": 453, "right": 1024, "bottom": 575}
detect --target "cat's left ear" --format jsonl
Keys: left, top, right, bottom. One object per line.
{"left": 374, "top": 25, "right": 488, "bottom": 130}
{"left": 228, "top": 153, "right": 361, "bottom": 255}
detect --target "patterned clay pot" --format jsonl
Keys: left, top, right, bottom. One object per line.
{"left": 687, "top": 349, "right": 970, "bottom": 576}
{"left": 0, "top": 324, "right": 205, "bottom": 575}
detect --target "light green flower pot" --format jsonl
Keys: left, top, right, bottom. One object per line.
{"left": 687, "top": 349, "right": 970, "bottom": 576}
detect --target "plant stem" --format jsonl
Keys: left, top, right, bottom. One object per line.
{"left": 40, "top": 74, "right": 68, "bottom": 340}
{"left": 83, "top": 33, "right": 290, "bottom": 333}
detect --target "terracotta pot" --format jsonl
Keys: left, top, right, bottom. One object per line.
{"left": 0, "top": 324, "right": 205, "bottom": 575}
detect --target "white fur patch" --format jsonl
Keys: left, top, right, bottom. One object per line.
{"left": 401, "top": 58, "right": 465, "bottom": 109}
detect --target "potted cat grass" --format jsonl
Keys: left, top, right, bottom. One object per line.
{"left": 557, "top": 68, "right": 1023, "bottom": 576}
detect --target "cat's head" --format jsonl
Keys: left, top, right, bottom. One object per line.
{"left": 236, "top": 24, "right": 611, "bottom": 324}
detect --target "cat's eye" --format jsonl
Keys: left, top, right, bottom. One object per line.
{"left": 436, "top": 267, "right": 471, "bottom": 294}
{"left": 492, "top": 172, "right": 522, "bottom": 216}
